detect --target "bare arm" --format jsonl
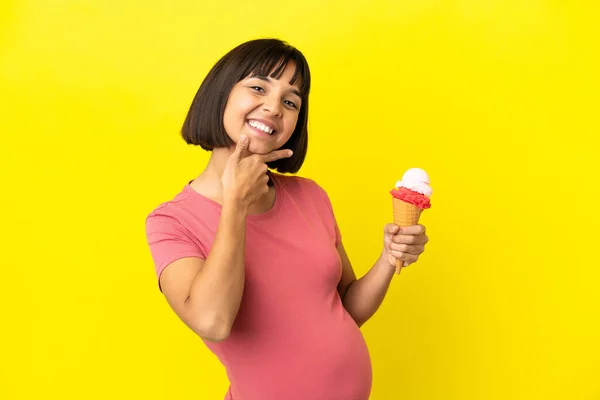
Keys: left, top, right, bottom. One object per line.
{"left": 159, "top": 200, "right": 249, "bottom": 342}
{"left": 337, "top": 224, "right": 429, "bottom": 327}
{"left": 156, "top": 135, "right": 293, "bottom": 342}
{"left": 336, "top": 244, "right": 394, "bottom": 328}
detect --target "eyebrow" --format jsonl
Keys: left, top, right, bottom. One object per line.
{"left": 253, "top": 75, "right": 302, "bottom": 99}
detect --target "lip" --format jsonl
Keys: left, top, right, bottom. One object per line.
{"left": 247, "top": 118, "right": 278, "bottom": 134}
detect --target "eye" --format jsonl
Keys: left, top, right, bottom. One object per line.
{"left": 284, "top": 100, "right": 298, "bottom": 109}
{"left": 250, "top": 86, "right": 264, "bottom": 93}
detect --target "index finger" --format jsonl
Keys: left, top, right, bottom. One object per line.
{"left": 261, "top": 149, "right": 293, "bottom": 163}
{"left": 396, "top": 224, "right": 426, "bottom": 236}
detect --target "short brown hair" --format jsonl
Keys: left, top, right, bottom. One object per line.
{"left": 181, "top": 39, "right": 311, "bottom": 173}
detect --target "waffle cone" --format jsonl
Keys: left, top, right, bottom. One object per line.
{"left": 392, "top": 198, "right": 422, "bottom": 274}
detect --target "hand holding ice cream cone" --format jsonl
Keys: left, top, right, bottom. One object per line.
{"left": 384, "top": 168, "right": 432, "bottom": 275}
{"left": 383, "top": 224, "right": 428, "bottom": 274}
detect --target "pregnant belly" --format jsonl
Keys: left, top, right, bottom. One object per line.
{"left": 223, "top": 311, "right": 373, "bottom": 400}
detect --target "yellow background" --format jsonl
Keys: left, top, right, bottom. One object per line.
{"left": 1, "top": 0, "right": 599, "bottom": 399}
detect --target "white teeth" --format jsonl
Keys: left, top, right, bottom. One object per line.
{"left": 248, "top": 120, "right": 274, "bottom": 134}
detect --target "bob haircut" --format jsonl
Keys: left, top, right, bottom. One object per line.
{"left": 181, "top": 38, "right": 311, "bottom": 173}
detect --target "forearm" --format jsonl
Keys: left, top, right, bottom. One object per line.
{"left": 342, "top": 250, "right": 395, "bottom": 327}
{"left": 187, "top": 200, "right": 247, "bottom": 338}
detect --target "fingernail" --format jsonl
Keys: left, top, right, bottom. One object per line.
{"left": 240, "top": 135, "right": 248, "bottom": 143}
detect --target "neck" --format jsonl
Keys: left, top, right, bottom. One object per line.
{"left": 188, "top": 146, "right": 235, "bottom": 202}
{"left": 203, "top": 146, "right": 235, "bottom": 181}
{"left": 191, "top": 146, "right": 275, "bottom": 213}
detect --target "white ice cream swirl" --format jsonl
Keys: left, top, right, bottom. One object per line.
{"left": 395, "top": 168, "right": 433, "bottom": 196}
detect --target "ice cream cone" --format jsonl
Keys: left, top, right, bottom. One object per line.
{"left": 392, "top": 197, "right": 422, "bottom": 274}
{"left": 389, "top": 168, "right": 432, "bottom": 275}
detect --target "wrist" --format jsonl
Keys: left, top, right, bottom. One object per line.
{"left": 222, "top": 196, "right": 249, "bottom": 216}
{"left": 379, "top": 247, "right": 388, "bottom": 262}
{"left": 379, "top": 248, "right": 394, "bottom": 270}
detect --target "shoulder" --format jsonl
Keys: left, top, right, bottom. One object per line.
{"left": 271, "top": 172, "right": 326, "bottom": 195}
{"left": 145, "top": 186, "right": 195, "bottom": 231}
{"left": 271, "top": 172, "right": 334, "bottom": 209}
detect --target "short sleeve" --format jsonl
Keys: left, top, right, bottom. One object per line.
{"left": 145, "top": 212, "right": 205, "bottom": 291}
{"left": 314, "top": 183, "right": 342, "bottom": 247}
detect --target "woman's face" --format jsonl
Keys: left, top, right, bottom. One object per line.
{"left": 223, "top": 61, "right": 303, "bottom": 155}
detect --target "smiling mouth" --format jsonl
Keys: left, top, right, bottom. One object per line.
{"left": 247, "top": 120, "right": 276, "bottom": 135}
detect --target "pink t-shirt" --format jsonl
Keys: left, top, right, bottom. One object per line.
{"left": 145, "top": 172, "right": 372, "bottom": 400}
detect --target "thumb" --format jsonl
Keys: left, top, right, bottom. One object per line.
{"left": 233, "top": 135, "right": 249, "bottom": 162}
{"left": 385, "top": 223, "right": 400, "bottom": 235}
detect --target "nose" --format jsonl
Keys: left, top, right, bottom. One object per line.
{"left": 262, "top": 94, "right": 283, "bottom": 118}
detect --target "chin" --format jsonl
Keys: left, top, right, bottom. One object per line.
{"left": 248, "top": 143, "right": 277, "bottom": 155}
